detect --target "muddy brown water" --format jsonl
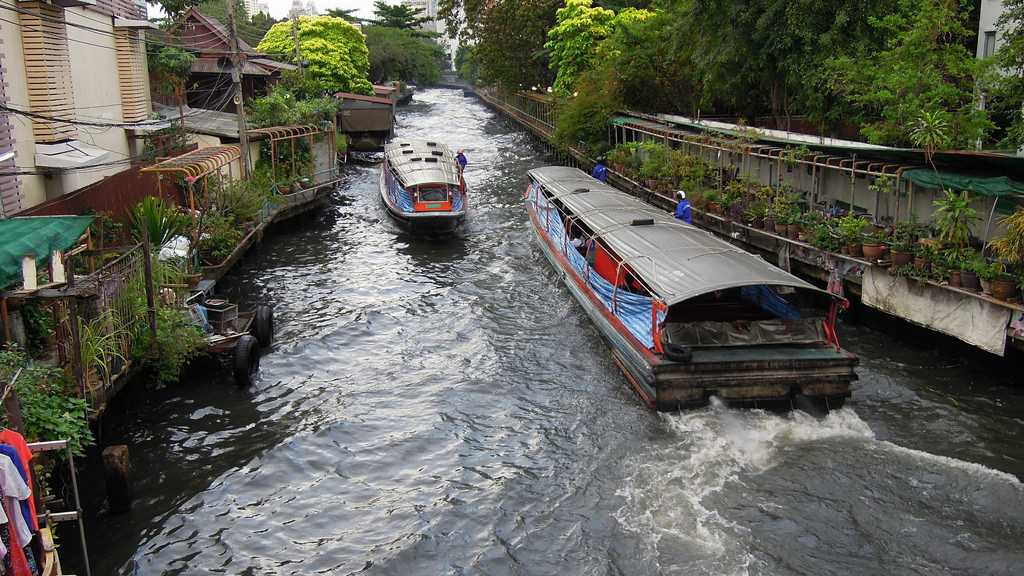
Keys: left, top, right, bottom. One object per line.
{"left": 70, "top": 89, "right": 1024, "bottom": 576}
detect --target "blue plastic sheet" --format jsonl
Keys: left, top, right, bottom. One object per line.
{"left": 385, "top": 169, "right": 414, "bottom": 213}
{"left": 452, "top": 188, "right": 465, "bottom": 212}
{"left": 741, "top": 285, "right": 801, "bottom": 320}
{"left": 531, "top": 184, "right": 659, "bottom": 349}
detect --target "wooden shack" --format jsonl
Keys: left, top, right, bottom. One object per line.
{"left": 336, "top": 93, "right": 395, "bottom": 152}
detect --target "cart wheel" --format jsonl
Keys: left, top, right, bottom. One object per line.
{"left": 233, "top": 335, "right": 260, "bottom": 387}
{"left": 252, "top": 305, "right": 274, "bottom": 349}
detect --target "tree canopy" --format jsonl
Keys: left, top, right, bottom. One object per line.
{"left": 257, "top": 16, "right": 374, "bottom": 96}
{"left": 373, "top": 0, "right": 431, "bottom": 29}
{"left": 364, "top": 26, "right": 445, "bottom": 85}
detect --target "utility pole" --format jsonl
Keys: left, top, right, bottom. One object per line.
{"left": 226, "top": 0, "right": 251, "bottom": 178}
{"left": 291, "top": 17, "right": 305, "bottom": 79}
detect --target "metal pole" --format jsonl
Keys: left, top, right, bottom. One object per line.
{"left": 291, "top": 17, "right": 304, "bottom": 79}
{"left": 67, "top": 444, "right": 92, "bottom": 576}
{"left": 226, "top": 0, "right": 251, "bottom": 179}
{"left": 140, "top": 235, "right": 158, "bottom": 353}
{"left": 984, "top": 196, "right": 999, "bottom": 243}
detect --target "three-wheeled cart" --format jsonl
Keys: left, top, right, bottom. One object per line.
{"left": 185, "top": 285, "right": 274, "bottom": 386}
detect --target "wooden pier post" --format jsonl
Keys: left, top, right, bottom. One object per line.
{"left": 102, "top": 445, "right": 133, "bottom": 514}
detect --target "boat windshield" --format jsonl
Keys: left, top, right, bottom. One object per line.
{"left": 418, "top": 186, "right": 448, "bottom": 202}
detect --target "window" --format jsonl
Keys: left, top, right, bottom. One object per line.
{"left": 984, "top": 31, "right": 997, "bottom": 58}
{"left": 418, "top": 186, "right": 448, "bottom": 202}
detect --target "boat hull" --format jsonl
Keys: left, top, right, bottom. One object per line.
{"left": 379, "top": 166, "right": 465, "bottom": 233}
{"left": 527, "top": 200, "right": 857, "bottom": 411}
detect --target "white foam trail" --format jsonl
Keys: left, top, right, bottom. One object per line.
{"left": 615, "top": 403, "right": 874, "bottom": 575}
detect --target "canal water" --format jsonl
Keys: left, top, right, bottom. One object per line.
{"left": 80, "top": 89, "right": 1024, "bottom": 575}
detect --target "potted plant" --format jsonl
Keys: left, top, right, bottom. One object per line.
{"left": 798, "top": 212, "right": 823, "bottom": 242}
{"left": 888, "top": 223, "right": 917, "bottom": 267}
{"left": 932, "top": 189, "right": 978, "bottom": 249}
{"left": 914, "top": 242, "right": 937, "bottom": 272}
{"left": 862, "top": 229, "right": 889, "bottom": 261}
{"left": 704, "top": 189, "right": 723, "bottom": 215}
{"left": 987, "top": 207, "right": 1024, "bottom": 301}
{"left": 837, "top": 214, "right": 869, "bottom": 257}
{"left": 960, "top": 255, "right": 982, "bottom": 292}
{"left": 976, "top": 260, "right": 999, "bottom": 295}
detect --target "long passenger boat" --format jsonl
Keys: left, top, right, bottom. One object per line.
{"left": 525, "top": 166, "right": 859, "bottom": 410}
{"left": 380, "top": 139, "right": 467, "bottom": 233}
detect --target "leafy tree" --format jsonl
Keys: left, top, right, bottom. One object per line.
{"left": 987, "top": 0, "right": 1024, "bottom": 148}
{"left": 248, "top": 85, "right": 338, "bottom": 127}
{"left": 325, "top": 7, "right": 362, "bottom": 23}
{"left": 455, "top": 44, "right": 479, "bottom": 83}
{"left": 827, "top": 0, "right": 989, "bottom": 146}
{"left": 364, "top": 26, "right": 445, "bottom": 85}
{"left": 257, "top": 16, "right": 374, "bottom": 96}
{"left": 373, "top": 0, "right": 430, "bottom": 29}
{"left": 544, "top": 0, "right": 617, "bottom": 94}
{"left": 153, "top": 0, "right": 203, "bottom": 18}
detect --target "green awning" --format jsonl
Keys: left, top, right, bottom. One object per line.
{"left": 0, "top": 216, "right": 93, "bottom": 290}
{"left": 900, "top": 169, "right": 1024, "bottom": 198}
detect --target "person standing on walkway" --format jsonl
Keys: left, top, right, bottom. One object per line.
{"left": 591, "top": 156, "right": 609, "bottom": 183}
{"left": 456, "top": 149, "right": 468, "bottom": 173}
{"left": 674, "top": 190, "right": 692, "bottom": 224}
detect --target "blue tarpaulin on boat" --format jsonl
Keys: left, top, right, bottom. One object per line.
{"left": 386, "top": 170, "right": 414, "bottom": 213}
{"left": 533, "top": 184, "right": 660, "bottom": 349}
{"left": 741, "top": 285, "right": 801, "bottom": 320}
{"left": 452, "top": 188, "right": 464, "bottom": 212}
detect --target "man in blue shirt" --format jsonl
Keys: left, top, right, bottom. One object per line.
{"left": 674, "top": 190, "right": 692, "bottom": 224}
{"left": 456, "top": 149, "right": 468, "bottom": 173}
{"left": 591, "top": 156, "right": 608, "bottom": 182}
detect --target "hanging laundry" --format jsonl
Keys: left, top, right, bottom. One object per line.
{"left": 0, "top": 459, "right": 32, "bottom": 576}
{"left": 0, "top": 430, "right": 36, "bottom": 530}
{"left": 0, "top": 448, "right": 34, "bottom": 533}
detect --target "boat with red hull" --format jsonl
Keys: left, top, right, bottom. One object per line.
{"left": 380, "top": 139, "right": 467, "bottom": 233}
{"left": 525, "top": 166, "right": 858, "bottom": 410}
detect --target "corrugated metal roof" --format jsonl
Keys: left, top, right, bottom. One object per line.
{"left": 385, "top": 139, "right": 460, "bottom": 188}
{"left": 528, "top": 166, "right": 823, "bottom": 306}
{"left": 336, "top": 92, "right": 393, "bottom": 106}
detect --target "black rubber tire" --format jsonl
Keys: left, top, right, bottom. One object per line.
{"left": 252, "top": 305, "right": 274, "bottom": 349}
{"left": 233, "top": 335, "right": 260, "bottom": 387}
{"left": 664, "top": 343, "right": 692, "bottom": 363}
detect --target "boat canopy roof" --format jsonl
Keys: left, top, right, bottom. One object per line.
{"left": 528, "top": 166, "right": 829, "bottom": 306}
{"left": 385, "top": 139, "right": 460, "bottom": 188}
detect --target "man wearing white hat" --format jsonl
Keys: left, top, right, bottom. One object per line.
{"left": 674, "top": 190, "right": 692, "bottom": 224}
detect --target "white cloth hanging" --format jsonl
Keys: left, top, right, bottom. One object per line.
{"left": 0, "top": 454, "right": 31, "bottom": 546}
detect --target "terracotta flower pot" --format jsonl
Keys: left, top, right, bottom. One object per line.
{"left": 862, "top": 243, "right": 886, "bottom": 261}
{"left": 846, "top": 243, "right": 864, "bottom": 257}
{"left": 787, "top": 224, "right": 801, "bottom": 240}
{"left": 913, "top": 256, "right": 930, "bottom": 272}
{"left": 891, "top": 250, "right": 913, "bottom": 267}
{"left": 960, "top": 269, "right": 980, "bottom": 292}
{"left": 992, "top": 277, "right": 1018, "bottom": 301}
{"left": 948, "top": 270, "right": 962, "bottom": 288}
{"left": 774, "top": 223, "right": 788, "bottom": 235}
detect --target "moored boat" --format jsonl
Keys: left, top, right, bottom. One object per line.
{"left": 380, "top": 139, "right": 467, "bottom": 233}
{"left": 525, "top": 166, "right": 858, "bottom": 410}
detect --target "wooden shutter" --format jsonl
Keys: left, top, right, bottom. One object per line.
{"left": 0, "top": 39, "right": 21, "bottom": 217}
{"left": 18, "top": 2, "right": 77, "bottom": 143}
{"left": 115, "top": 29, "right": 147, "bottom": 123}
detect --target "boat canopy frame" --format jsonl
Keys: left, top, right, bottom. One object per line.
{"left": 529, "top": 166, "right": 834, "bottom": 307}
{"left": 385, "top": 139, "right": 461, "bottom": 189}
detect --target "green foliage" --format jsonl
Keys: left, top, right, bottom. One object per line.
{"left": 931, "top": 189, "right": 978, "bottom": 248}
{"left": 0, "top": 348, "right": 92, "bottom": 456}
{"left": 136, "top": 308, "right": 206, "bottom": 385}
{"left": 364, "top": 26, "right": 444, "bottom": 85}
{"left": 208, "top": 178, "right": 269, "bottom": 225}
{"left": 552, "top": 64, "right": 621, "bottom": 151}
{"left": 988, "top": 207, "right": 1024, "bottom": 265}
{"left": 826, "top": 0, "right": 988, "bottom": 147}
{"left": 130, "top": 197, "right": 191, "bottom": 247}
{"left": 544, "top": 0, "right": 616, "bottom": 94}
{"left": 198, "top": 213, "right": 244, "bottom": 265}
{"left": 455, "top": 44, "right": 479, "bottom": 83}
{"left": 325, "top": 8, "right": 362, "bottom": 23}
{"left": 248, "top": 85, "right": 338, "bottom": 127}
{"left": 442, "top": 0, "right": 560, "bottom": 90}
{"left": 147, "top": 46, "right": 195, "bottom": 102}
{"left": 257, "top": 16, "right": 373, "bottom": 96}
{"left": 78, "top": 310, "right": 130, "bottom": 392}
{"left": 20, "top": 302, "right": 54, "bottom": 358}
{"left": 837, "top": 214, "right": 870, "bottom": 245}
{"left": 373, "top": 0, "right": 430, "bottom": 29}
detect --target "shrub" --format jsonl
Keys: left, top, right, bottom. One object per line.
{"left": 199, "top": 214, "right": 244, "bottom": 265}
{"left": 136, "top": 308, "right": 205, "bottom": 385}
{"left": 0, "top": 348, "right": 92, "bottom": 456}
{"left": 130, "top": 196, "right": 190, "bottom": 247}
